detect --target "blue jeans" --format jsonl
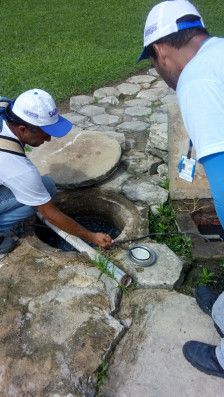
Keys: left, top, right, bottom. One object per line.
{"left": 0, "top": 176, "right": 57, "bottom": 232}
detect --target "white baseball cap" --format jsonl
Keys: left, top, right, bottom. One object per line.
{"left": 137, "top": 0, "right": 205, "bottom": 63}
{"left": 12, "top": 88, "right": 72, "bottom": 138}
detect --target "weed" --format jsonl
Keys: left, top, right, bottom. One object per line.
{"left": 148, "top": 196, "right": 192, "bottom": 260}
{"left": 92, "top": 96, "right": 99, "bottom": 104}
{"left": 91, "top": 248, "right": 115, "bottom": 280}
{"left": 90, "top": 249, "right": 135, "bottom": 296}
{"left": 24, "top": 145, "right": 32, "bottom": 152}
{"left": 146, "top": 103, "right": 155, "bottom": 119}
{"left": 197, "top": 267, "right": 214, "bottom": 286}
{"left": 97, "top": 360, "right": 108, "bottom": 386}
{"left": 220, "top": 258, "right": 224, "bottom": 268}
{"left": 160, "top": 177, "right": 169, "bottom": 191}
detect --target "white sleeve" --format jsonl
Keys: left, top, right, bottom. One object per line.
{"left": 177, "top": 79, "right": 224, "bottom": 160}
{"left": 6, "top": 165, "right": 51, "bottom": 206}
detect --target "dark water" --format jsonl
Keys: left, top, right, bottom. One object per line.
{"left": 35, "top": 216, "right": 121, "bottom": 251}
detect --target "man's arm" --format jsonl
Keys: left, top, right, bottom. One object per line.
{"left": 35, "top": 200, "right": 114, "bottom": 248}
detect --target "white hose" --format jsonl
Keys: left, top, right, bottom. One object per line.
{"left": 37, "top": 212, "right": 132, "bottom": 287}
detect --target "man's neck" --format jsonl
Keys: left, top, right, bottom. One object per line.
{"left": 6, "top": 121, "right": 20, "bottom": 140}
{"left": 177, "top": 34, "right": 211, "bottom": 72}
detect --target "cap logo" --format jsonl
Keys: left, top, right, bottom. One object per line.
{"left": 24, "top": 109, "right": 38, "bottom": 118}
{"left": 49, "top": 108, "right": 58, "bottom": 118}
{"left": 145, "top": 23, "right": 157, "bottom": 38}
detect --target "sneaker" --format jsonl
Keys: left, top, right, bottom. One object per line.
{"left": 195, "top": 286, "right": 224, "bottom": 338}
{"left": 195, "top": 286, "right": 218, "bottom": 316}
{"left": 0, "top": 236, "right": 17, "bottom": 254}
{"left": 183, "top": 341, "right": 224, "bottom": 378}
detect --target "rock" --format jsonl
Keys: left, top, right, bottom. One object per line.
{"left": 93, "top": 87, "right": 119, "bottom": 98}
{"left": 124, "top": 106, "right": 151, "bottom": 117}
{"left": 150, "top": 204, "right": 161, "bottom": 215}
{"left": 0, "top": 241, "right": 124, "bottom": 396}
{"left": 137, "top": 87, "right": 169, "bottom": 101}
{"left": 150, "top": 111, "right": 168, "bottom": 124}
{"left": 92, "top": 114, "right": 120, "bottom": 126}
{"left": 147, "top": 154, "right": 163, "bottom": 175}
{"left": 70, "top": 95, "right": 93, "bottom": 108}
{"left": 122, "top": 177, "right": 168, "bottom": 206}
{"left": 158, "top": 163, "right": 168, "bottom": 177}
{"left": 148, "top": 67, "right": 160, "bottom": 77}
{"left": 121, "top": 154, "right": 149, "bottom": 174}
{"left": 163, "top": 93, "right": 178, "bottom": 105}
{"left": 61, "top": 112, "right": 88, "bottom": 124}
{"left": 117, "top": 121, "right": 149, "bottom": 132}
{"left": 116, "top": 83, "right": 141, "bottom": 96}
{"left": 98, "top": 96, "right": 119, "bottom": 105}
{"left": 149, "top": 123, "right": 168, "bottom": 151}
{"left": 127, "top": 75, "right": 156, "bottom": 85}
{"left": 77, "top": 105, "right": 105, "bottom": 117}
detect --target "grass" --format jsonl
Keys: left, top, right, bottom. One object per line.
{"left": 97, "top": 359, "right": 108, "bottom": 386}
{"left": 1, "top": 0, "right": 224, "bottom": 103}
{"left": 0, "top": 0, "right": 151, "bottom": 102}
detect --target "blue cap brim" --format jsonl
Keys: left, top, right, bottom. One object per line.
{"left": 136, "top": 47, "right": 148, "bottom": 64}
{"left": 41, "top": 115, "right": 73, "bottom": 138}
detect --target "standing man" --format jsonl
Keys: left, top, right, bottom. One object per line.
{"left": 137, "top": 0, "right": 224, "bottom": 378}
{"left": 0, "top": 89, "right": 114, "bottom": 253}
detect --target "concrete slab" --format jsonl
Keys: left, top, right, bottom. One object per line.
{"left": 0, "top": 239, "right": 124, "bottom": 396}
{"left": 168, "top": 104, "right": 211, "bottom": 199}
{"left": 100, "top": 290, "right": 223, "bottom": 397}
{"left": 28, "top": 130, "right": 122, "bottom": 188}
{"left": 113, "top": 241, "right": 184, "bottom": 289}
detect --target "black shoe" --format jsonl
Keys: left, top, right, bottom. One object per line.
{"left": 183, "top": 341, "right": 224, "bottom": 378}
{"left": 195, "top": 287, "right": 224, "bottom": 337}
{"left": 0, "top": 236, "right": 17, "bottom": 254}
{"left": 195, "top": 286, "right": 218, "bottom": 316}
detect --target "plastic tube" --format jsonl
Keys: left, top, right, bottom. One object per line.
{"left": 37, "top": 212, "right": 132, "bottom": 287}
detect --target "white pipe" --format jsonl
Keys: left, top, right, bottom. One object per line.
{"left": 37, "top": 212, "right": 132, "bottom": 287}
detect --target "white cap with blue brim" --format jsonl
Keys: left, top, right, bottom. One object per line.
{"left": 137, "top": 0, "right": 205, "bottom": 63}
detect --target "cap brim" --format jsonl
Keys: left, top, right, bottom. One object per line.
{"left": 136, "top": 47, "right": 148, "bottom": 64}
{"left": 41, "top": 115, "right": 73, "bottom": 137}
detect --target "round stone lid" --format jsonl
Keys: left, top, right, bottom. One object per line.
{"left": 28, "top": 129, "right": 122, "bottom": 188}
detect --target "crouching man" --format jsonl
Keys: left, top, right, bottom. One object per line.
{"left": 0, "top": 88, "right": 114, "bottom": 253}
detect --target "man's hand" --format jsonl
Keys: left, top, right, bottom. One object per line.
{"left": 35, "top": 200, "right": 115, "bottom": 248}
{"left": 92, "top": 233, "right": 115, "bottom": 248}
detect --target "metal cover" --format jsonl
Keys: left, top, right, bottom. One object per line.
{"left": 127, "top": 244, "right": 156, "bottom": 267}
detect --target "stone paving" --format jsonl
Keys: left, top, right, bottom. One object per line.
{"left": 0, "top": 69, "right": 223, "bottom": 396}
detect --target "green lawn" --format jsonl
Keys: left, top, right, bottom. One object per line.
{"left": 1, "top": 0, "right": 224, "bottom": 102}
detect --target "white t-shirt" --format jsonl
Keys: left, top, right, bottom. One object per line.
{"left": 177, "top": 37, "right": 224, "bottom": 161}
{"left": 0, "top": 120, "right": 51, "bottom": 206}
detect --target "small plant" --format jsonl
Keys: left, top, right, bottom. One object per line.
{"left": 160, "top": 177, "right": 170, "bottom": 191}
{"left": 24, "top": 145, "right": 32, "bottom": 152}
{"left": 90, "top": 248, "right": 135, "bottom": 296}
{"left": 146, "top": 103, "right": 155, "bottom": 119}
{"left": 220, "top": 258, "right": 224, "bottom": 268}
{"left": 92, "top": 96, "right": 99, "bottom": 104}
{"left": 148, "top": 196, "right": 192, "bottom": 260}
{"left": 197, "top": 267, "right": 214, "bottom": 286}
{"left": 91, "top": 248, "right": 115, "bottom": 280}
{"left": 97, "top": 360, "right": 108, "bottom": 386}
